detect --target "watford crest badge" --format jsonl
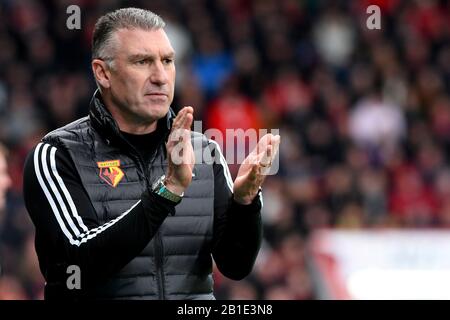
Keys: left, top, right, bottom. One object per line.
{"left": 97, "top": 160, "right": 124, "bottom": 188}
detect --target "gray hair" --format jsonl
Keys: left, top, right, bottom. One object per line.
{"left": 92, "top": 8, "right": 166, "bottom": 67}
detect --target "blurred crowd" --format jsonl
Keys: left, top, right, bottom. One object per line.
{"left": 0, "top": 0, "right": 449, "bottom": 300}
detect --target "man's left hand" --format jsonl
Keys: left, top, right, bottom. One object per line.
{"left": 233, "top": 133, "right": 281, "bottom": 205}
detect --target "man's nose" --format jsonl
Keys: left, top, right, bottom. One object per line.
{"left": 150, "top": 61, "right": 168, "bottom": 85}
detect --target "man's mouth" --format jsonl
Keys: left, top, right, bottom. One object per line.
{"left": 145, "top": 92, "right": 168, "bottom": 97}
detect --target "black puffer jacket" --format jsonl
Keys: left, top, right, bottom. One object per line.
{"left": 23, "top": 91, "right": 263, "bottom": 300}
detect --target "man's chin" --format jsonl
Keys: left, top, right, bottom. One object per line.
{"left": 140, "top": 104, "right": 170, "bottom": 121}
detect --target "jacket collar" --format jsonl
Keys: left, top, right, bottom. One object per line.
{"left": 88, "top": 89, "right": 175, "bottom": 146}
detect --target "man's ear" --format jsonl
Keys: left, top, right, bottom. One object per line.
{"left": 92, "top": 59, "right": 111, "bottom": 89}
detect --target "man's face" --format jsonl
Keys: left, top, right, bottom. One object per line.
{"left": 107, "top": 28, "right": 176, "bottom": 124}
{"left": 0, "top": 153, "right": 11, "bottom": 210}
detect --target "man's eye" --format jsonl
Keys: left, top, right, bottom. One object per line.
{"left": 163, "top": 58, "right": 174, "bottom": 65}
{"left": 136, "top": 59, "right": 147, "bottom": 65}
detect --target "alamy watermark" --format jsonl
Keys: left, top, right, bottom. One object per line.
{"left": 66, "top": 264, "right": 81, "bottom": 290}
{"left": 66, "top": 5, "right": 81, "bottom": 30}
{"left": 366, "top": 5, "right": 381, "bottom": 30}
{"left": 169, "top": 121, "right": 280, "bottom": 176}
{"left": 65, "top": 4, "right": 381, "bottom": 31}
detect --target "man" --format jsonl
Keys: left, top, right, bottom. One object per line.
{"left": 23, "top": 8, "right": 280, "bottom": 300}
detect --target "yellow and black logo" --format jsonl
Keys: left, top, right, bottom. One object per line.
{"left": 97, "top": 160, "right": 124, "bottom": 188}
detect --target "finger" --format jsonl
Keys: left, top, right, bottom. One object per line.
{"left": 245, "top": 136, "right": 272, "bottom": 166}
{"left": 171, "top": 108, "right": 186, "bottom": 131}
{"left": 169, "top": 108, "right": 192, "bottom": 148}
{"left": 255, "top": 134, "right": 280, "bottom": 165}
{"left": 175, "top": 106, "right": 194, "bottom": 131}
{"left": 251, "top": 133, "right": 273, "bottom": 156}
{"left": 185, "top": 132, "right": 195, "bottom": 166}
{"left": 259, "top": 145, "right": 273, "bottom": 167}
{"left": 182, "top": 110, "right": 193, "bottom": 130}
{"left": 183, "top": 106, "right": 194, "bottom": 115}
{"left": 169, "top": 128, "right": 191, "bottom": 165}
{"left": 242, "top": 152, "right": 257, "bottom": 166}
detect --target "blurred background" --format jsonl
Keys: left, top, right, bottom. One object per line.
{"left": 0, "top": 0, "right": 450, "bottom": 299}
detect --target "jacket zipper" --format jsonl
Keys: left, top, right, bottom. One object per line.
{"left": 150, "top": 150, "right": 166, "bottom": 301}
{"left": 154, "top": 231, "right": 165, "bottom": 300}
{"left": 132, "top": 147, "right": 166, "bottom": 300}
{"left": 94, "top": 96, "right": 173, "bottom": 299}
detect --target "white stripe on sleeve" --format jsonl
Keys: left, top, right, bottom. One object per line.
{"left": 41, "top": 143, "right": 81, "bottom": 238}
{"left": 34, "top": 143, "right": 79, "bottom": 245}
{"left": 49, "top": 146, "right": 88, "bottom": 233}
{"left": 34, "top": 142, "right": 140, "bottom": 247}
{"left": 209, "top": 140, "right": 233, "bottom": 192}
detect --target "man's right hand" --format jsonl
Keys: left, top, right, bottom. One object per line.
{"left": 165, "top": 106, "right": 195, "bottom": 196}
